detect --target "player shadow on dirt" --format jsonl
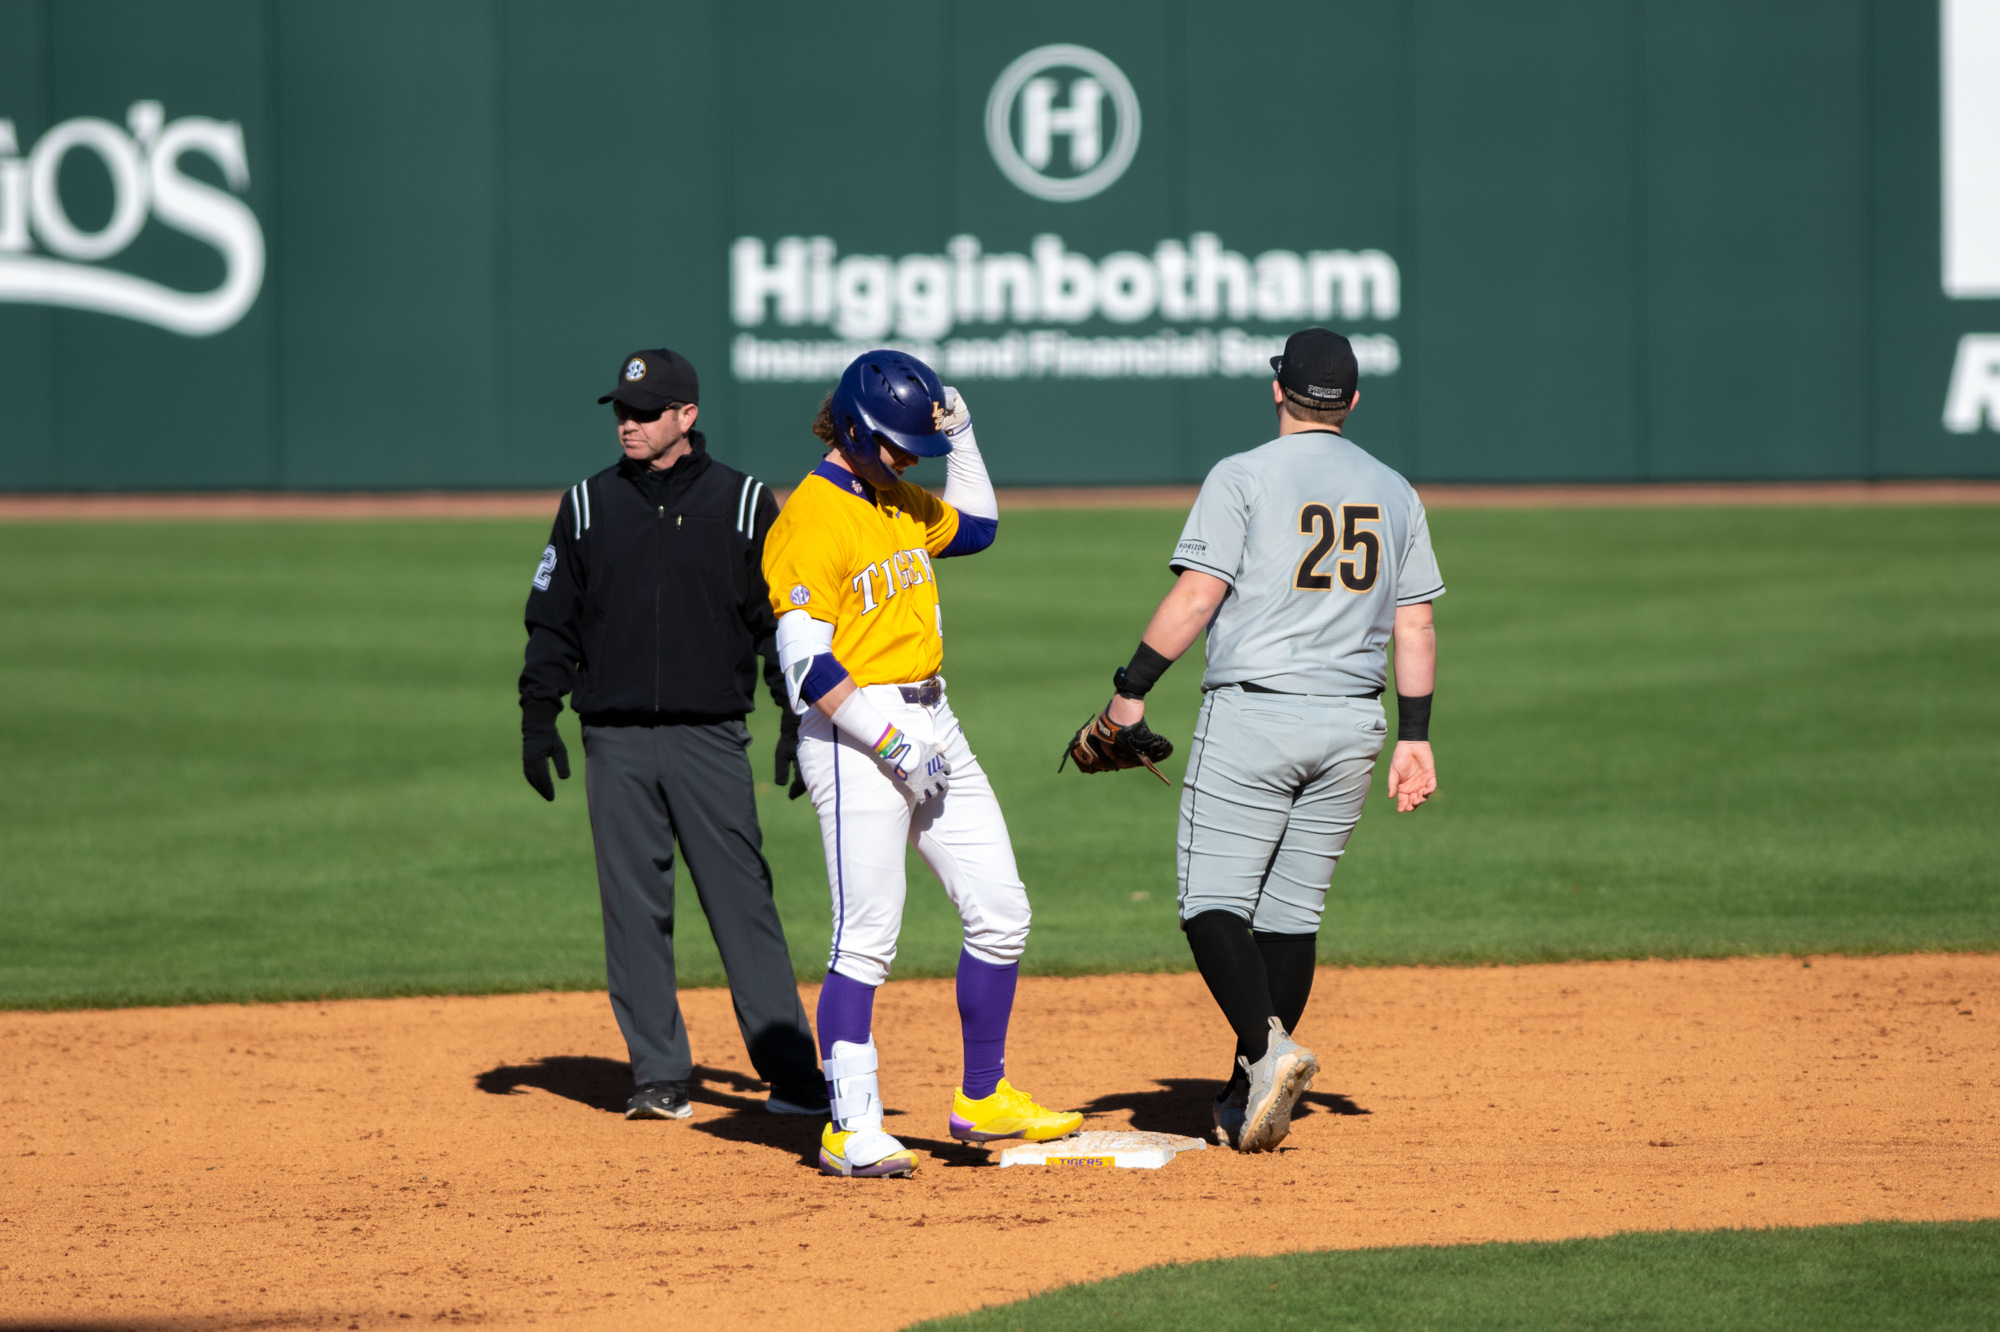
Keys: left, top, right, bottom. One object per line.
{"left": 474, "top": 1056, "right": 787, "bottom": 1116}
{"left": 470, "top": 1058, "right": 1018, "bottom": 1169}
{"left": 2, "top": 1323, "right": 200, "bottom": 1331}
{"left": 469, "top": 1056, "right": 977, "bottom": 1166}
{"left": 688, "top": 1089, "right": 992, "bottom": 1170}
{"left": 1077, "top": 1078, "right": 1371, "bottom": 1137}
{"left": 476, "top": 1054, "right": 633, "bottom": 1113}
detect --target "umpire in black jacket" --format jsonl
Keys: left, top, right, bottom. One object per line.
{"left": 520, "top": 347, "right": 823, "bottom": 1121}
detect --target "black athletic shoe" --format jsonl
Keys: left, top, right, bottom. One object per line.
{"left": 766, "top": 1079, "right": 831, "bottom": 1116}
{"left": 625, "top": 1080, "right": 693, "bottom": 1120}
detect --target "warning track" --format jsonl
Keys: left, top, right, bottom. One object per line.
{"left": 5, "top": 954, "right": 1995, "bottom": 1330}
{"left": 1, "top": 479, "right": 1997, "bottom": 522}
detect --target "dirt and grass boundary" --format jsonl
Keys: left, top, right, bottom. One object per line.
{"left": 2, "top": 479, "right": 1998, "bottom": 521}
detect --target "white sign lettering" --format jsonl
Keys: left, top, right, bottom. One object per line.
{"left": 732, "top": 234, "right": 1398, "bottom": 342}
{"left": 730, "top": 232, "right": 1401, "bottom": 383}
{"left": 0, "top": 101, "right": 265, "bottom": 336}
{"left": 732, "top": 328, "right": 1400, "bottom": 385}
{"left": 1943, "top": 333, "right": 2000, "bottom": 431}
{"left": 1944, "top": 0, "right": 2000, "bottom": 298}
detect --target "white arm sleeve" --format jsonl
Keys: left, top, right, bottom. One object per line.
{"left": 775, "top": 609, "right": 835, "bottom": 714}
{"left": 939, "top": 389, "right": 997, "bottom": 520}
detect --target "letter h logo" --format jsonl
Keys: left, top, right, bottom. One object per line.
{"left": 986, "top": 45, "right": 1142, "bottom": 204}
{"left": 1019, "top": 76, "right": 1103, "bottom": 172}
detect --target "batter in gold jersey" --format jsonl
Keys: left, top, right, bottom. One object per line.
{"left": 764, "top": 350, "right": 1081, "bottom": 1179}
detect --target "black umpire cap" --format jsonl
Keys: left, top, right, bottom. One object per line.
{"left": 599, "top": 348, "right": 699, "bottom": 410}
{"left": 1271, "top": 328, "right": 1359, "bottom": 409}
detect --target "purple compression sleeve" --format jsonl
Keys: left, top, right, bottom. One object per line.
{"left": 955, "top": 949, "right": 1018, "bottom": 1100}
{"left": 817, "top": 970, "right": 876, "bottom": 1059}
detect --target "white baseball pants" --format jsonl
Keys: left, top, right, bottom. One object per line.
{"left": 797, "top": 683, "right": 1030, "bottom": 988}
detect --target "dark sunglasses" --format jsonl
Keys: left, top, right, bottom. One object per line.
{"left": 614, "top": 399, "right": 685, "bottom": 425}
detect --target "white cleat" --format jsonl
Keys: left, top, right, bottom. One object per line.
{"left": 1235, "top": 1017, "right": 1318, "bottom": 1152}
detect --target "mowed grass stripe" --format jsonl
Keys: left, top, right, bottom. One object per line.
{"left": 1, "top": 507, "right": 1994, "bottom": 1009}
{"left": 907, "top": 1221, "right": 2000, "bottom": 1332}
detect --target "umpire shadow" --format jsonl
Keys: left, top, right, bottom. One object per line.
{"left": 1078, "top": 1078, "right": 1372, "bottom": 1136}
{"left": 472, "top": 1057, "right": 786, "bottom": 1115}
{"left": 475, "top": 1054, "right": 632, "bottom": 1114}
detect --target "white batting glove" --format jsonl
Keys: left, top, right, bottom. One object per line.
{"left": 877, "top": 728, "right": 951, "bottom": 804}
{"left": 906, "top": 742, "right": 951, "bottom": 803}
{"left": 939, "top": 386, "right": 972, "bottom": 438}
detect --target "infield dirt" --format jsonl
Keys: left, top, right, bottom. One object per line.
{"left": 6, "top": 955, "right": 1995, "bottom": 1331}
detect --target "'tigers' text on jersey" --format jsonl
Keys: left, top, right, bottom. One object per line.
{"left": 852, "top": 548, "right": 936, "bottom": 614}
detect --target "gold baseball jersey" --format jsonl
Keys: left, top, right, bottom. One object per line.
{"left": 764, "top": 460, "right": 963, "bottom": 686}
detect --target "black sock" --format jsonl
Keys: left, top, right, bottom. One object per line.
{"left": 1255, "top": 931, "right": 1317, "bottom": 1037}
{"left": 1183, "top": 910, "right": 1276, "bottom": 1070}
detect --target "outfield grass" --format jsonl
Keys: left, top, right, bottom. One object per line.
{"left": 906, "top": 1221, "right": 2000, "bottom": 1331}
{"left": 1, "top": 506, "right": 1995, "bottom": 1008}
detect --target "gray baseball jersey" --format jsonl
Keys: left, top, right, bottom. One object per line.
{"left": 1169, "top": 430, "right": 1444, "bottom": 697}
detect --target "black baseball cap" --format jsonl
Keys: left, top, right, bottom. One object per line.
{"left": 1270, "top": 328, "right": 1358, "bottom": 408}
{"left": 599, "top": 348, "right": 699, "bottom": 410}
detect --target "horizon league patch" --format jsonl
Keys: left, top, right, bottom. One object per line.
{"left": 1175, "top": 539, "right": 1206, "bottom": 556}
{"left": 532, "top": 545, "right": 557, "bottom": 590}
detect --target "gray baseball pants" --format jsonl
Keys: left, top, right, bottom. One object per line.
{"left": 1176, "top": 686, "right": 1388, "bottom": 933}
{"left": 582, "top": 720, "right": 818, "bottom": 1089}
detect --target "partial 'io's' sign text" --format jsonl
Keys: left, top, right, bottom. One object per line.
{"left": 0, "top": 101, "right": 264, "bottom": 337}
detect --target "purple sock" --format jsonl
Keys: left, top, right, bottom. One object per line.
{"left": 956, "top": 950, "right": 1017, "bottom": 1100}
{"left": 818, "top": 971, "right": 876, "bottom": 1124}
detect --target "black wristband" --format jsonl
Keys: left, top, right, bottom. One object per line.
{"left": 1396, "top": 692, "right": 1432, "bottom": 742}
{"left": 1114, "top": 642, "right": 1174, "bottom": 699}
{"left": 522, "top": 696, "right": 561, "bottom": 728}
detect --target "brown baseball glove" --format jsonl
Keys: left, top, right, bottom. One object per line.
{"left": 1058, "top": 706, "right": 1175, "bottom": 784}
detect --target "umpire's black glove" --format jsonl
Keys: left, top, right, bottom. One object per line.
{"left": 522, "top": 697, "right": 570, "bottom": 801}
{"left": 774, "top": 707, "right": 807, "bottom": 800}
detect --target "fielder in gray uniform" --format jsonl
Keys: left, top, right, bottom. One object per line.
{"left": 1076, "top": 327, "right": 1442, "bottom": 1153}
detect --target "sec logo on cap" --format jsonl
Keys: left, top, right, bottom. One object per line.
{"left": 624, "top": 358, "right": 646, "bottom": 381}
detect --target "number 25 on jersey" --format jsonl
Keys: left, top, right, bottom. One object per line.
{"left": 1295, "top": 503, "right": 1381, "bottom": 593}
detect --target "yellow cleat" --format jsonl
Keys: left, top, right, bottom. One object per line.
{"left": 818, "top": 1122, "right": 919, "bottom": 1178}
{"left": 949, "top": 1079, "right": 1083, "bottom": 1143}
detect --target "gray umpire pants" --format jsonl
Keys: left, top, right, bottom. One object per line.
{"left": 581, "top": 720, "right": 818, "bottom": 1089}
{"left": 1177, "top": 686, "right": 1389, "bottom": 934}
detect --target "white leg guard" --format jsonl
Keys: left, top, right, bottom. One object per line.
{"left": 825, "top": 1038, "right": 884, "bottom": 1131}
{"left": 825, "top": 1038, "right": 905, "bottom": 1168}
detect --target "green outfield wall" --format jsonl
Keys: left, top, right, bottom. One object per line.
{"left": 2, "top": 0, "right": 1998, "bottom": 489}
